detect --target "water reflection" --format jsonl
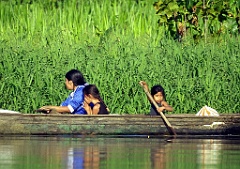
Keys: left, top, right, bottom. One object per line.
{"left": 151, "top": 147, "right": 166, "bottom": 169}
{"left": 67, "top": 148, "right": 84, "bottom": 169}
{"left": 66, "top": 146, "right": 102, "bottom": 169}
{"left": 0, "top": 144, "right": 14, "bottom": 169}
{"left": 0, "top": 136, "right": 240, "bottom": 169}
{"left": 197, "top": 139, "right": 222, "bottom": 169}
{"left": 83, "top": 147, "right": 101, "bottom": 169}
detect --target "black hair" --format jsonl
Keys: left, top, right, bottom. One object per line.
{"left": 83, "top": 84, "right": 108, "bottom": 108}
{"left": 65, "top": 69, "right": 86, "bottom": 86}
{"left": 151, "top": 85, "right": 166, "bottom": 101}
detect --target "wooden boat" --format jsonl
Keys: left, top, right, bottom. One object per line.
{"left": 0, "top": 111, "right": 240, "bottom": 135}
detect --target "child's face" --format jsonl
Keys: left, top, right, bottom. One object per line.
{"left": 153, "top": 92, "right": 164, "bottom": 103}
{"left": 65, "top": 78, "right": 73, "bottom": 90}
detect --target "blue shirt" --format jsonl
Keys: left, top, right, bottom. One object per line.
{"left": 61, "top": 85, "right": 87, "bottom": 114}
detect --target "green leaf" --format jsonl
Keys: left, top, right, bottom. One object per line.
{"left": 158, "top": 16, "right": 168, "bottom": 23}
{"left": 166, "top": 10, "right": 173, "bottom": 19}
{"left": 168, "top": 2, "right": 179, "bottom": 12}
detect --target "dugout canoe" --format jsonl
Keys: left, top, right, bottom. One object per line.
{"left": 0, "top": 111, "right": 240, "bottom": 135}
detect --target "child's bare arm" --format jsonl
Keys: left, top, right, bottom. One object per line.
{"left": 161, "top": 101, "right": 173, "bottom": 112}
{"left": 83, "top": 101, "right": 92, "bottom": 115}
{"left": 39, "top": 105, "right": 70, "bottom": 113}
{"left": 92, "top": 104, "right": 100, "bottom": 115}
{"left": 156, "top": 106, "right": 166, "bottom": 113}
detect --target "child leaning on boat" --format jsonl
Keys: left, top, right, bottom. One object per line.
{"left": 83, "top": 84, "right": 109, "bottom": 115}
{"left": 139, "top": 81, "right": 173, "bottom": 115}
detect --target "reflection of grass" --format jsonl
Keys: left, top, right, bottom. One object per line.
{"left": 0, "top": 1, "right": 239, "bottom": 114}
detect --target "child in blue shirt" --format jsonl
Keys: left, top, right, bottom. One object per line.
{"left": 39, "top": 69, "right": 87, "bottom": 114}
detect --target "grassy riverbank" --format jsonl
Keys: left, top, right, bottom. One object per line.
{"left": 0, "top": 0, "right": 239, "bottom": 114}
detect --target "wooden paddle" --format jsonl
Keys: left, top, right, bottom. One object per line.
{"left": 139, "top": 83, "right": 177, "bottom": 135}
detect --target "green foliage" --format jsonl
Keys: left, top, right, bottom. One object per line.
{"left": 153, "top": 0, "right": 240, "bottom": 41}
{"left": 0, "top": 35, "right": 239, "bottom": 114}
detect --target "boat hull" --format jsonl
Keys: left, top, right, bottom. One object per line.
{"left": 0, "top": 113, "right": 240, "bottom": 135}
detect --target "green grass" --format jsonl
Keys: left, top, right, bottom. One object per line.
{"left": 0, "top": 0, "right": 239, "bottom": 114}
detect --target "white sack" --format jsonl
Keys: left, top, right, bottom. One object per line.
{"left": 196, "top": 105, "right": 219, "bottom": 117}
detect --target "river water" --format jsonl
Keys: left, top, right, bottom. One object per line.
{"left": 0, "top": 135, "right": 240, "bottom": 169}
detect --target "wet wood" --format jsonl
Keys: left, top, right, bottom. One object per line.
{"left": 0, "top": 112, "right": 240, "bottom": 135}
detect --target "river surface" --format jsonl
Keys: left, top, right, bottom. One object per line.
{"left": 0, "top": 135, "right": 240, "bottom": 169}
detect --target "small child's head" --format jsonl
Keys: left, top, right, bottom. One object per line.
{"left": 65, "top": 69, "right": 86, "bottom": 90}
{"left": 83, "top": 84, "right": 101, "bottom": 104}
{"left": 151, "top": 85, "right": 166, "bottom": 103}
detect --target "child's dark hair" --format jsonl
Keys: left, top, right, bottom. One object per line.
{"left": 83, "top": 84, "right": 108, "bottom": 108}
{"left": 65, "top": 69, "right": 86, "bottom": 86}
{"left": 151, "top": 85, "right": 166, "bottom": 101}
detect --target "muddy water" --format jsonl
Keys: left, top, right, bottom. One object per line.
{"left": 0, "top": 135, "right": 240, "bottom": 169}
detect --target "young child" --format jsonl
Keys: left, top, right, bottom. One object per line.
{"left": 83, "top": 84, "right": 109, "bottom": 115}
{"left": 39, "top": 69, "right": 87, "bottom": 114}
{"left": 139, "top": 81, "right": 173, "bottom": 115}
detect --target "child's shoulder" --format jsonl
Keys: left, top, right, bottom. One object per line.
{"left": 161, "top": 100, "right": 169, "bottom": 105}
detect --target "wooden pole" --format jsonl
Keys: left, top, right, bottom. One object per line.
{"left": 140, "top": 84, "right": 177, "bottom": 135}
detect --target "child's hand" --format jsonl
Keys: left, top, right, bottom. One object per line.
{"left": 40, "top": 106, "right": 53, "bottom": 110}
{"left": 139, "top": 81, "right": 147, "bottom": 86}
{"left": 39, "top": 106, "right": 52, "bottom": 114}
{"left": 157, "top": 106, "right": 165, "bottom": 113}
{"left": 139, "top": 81, "right": 148, "bottom": 89}
{"left": 83, "top": 101, "right": 92, "bottom": 115}
{"left": 139, "top": 81, "right": 150, "bottom": 93}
